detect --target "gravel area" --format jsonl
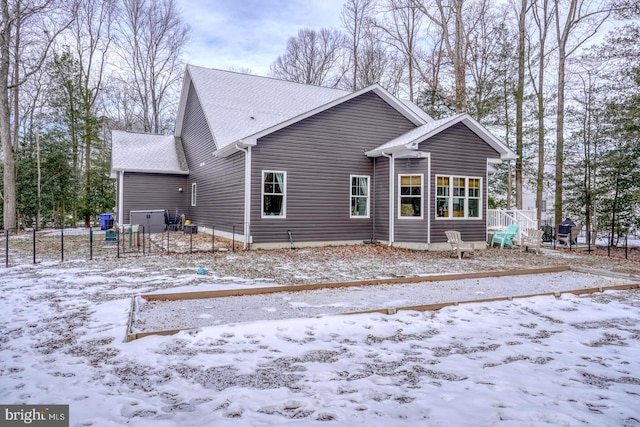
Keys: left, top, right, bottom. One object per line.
{"left": 133, "top": 270, "right": 638, "bottom": 333}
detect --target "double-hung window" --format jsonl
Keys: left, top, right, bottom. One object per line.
{"left": 262, "top": 171, "right": 286, "bottom": 217}
{"left": 436, "top": 175, "right": 481, "bottom": 219}
{"left": 350, "top": 175, "right": 370, "bottom": 218}
{"left": 398, "top": 174, "right": 423, "bottom": 218}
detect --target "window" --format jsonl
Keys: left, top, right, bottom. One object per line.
{"left": 399, "top": 174, "right": 423, "bottom": 218}
{"left": 350, "top": 175, "right": 370, "bottom": 218}
{"left": 262, "top": 171, "right": 286, "bottom": 217}
{"left": 436, "top": 175, "right": 482, "bottom": 219}
{"left": 191, "top": 183, "right": 197, "bottom": 206}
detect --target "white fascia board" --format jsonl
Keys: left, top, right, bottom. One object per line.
{"left": 112, "top": 168, "right": 189, "bottom": 175}
{"left": 369, "top": 86, "right": 426, "bottom": 126}
{"left": 367, "top": 145, "right": 424, "bottom": 158}
{"left": 175, "top": 66, "right": 220, "bottom": 151}
{"left": 213, "top": 137, "right": 257, "bottom": 158}
{"left": 366, "top": 113, "right": 517, "bottom": 160}
{"left": 174, "top": 67, "right": 192, "bottom": 138}
{"left": 229, "top": 84, "right": 427, "bottom": 154}
{"left": 460, "top": 115, "right": 517, "bottom": 160}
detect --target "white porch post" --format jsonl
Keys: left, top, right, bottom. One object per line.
{"left": 118, "top": 171, "right": 124, "bottom": 224}
{"left": 426, "top": 153, "right": 431, "bottom": 244}
{"left": 244, "top": 146, "right": 252, "bottom": 249}
{"left": 382, "top": 152, "right": 394, "bottom": 246}
{"left": 236, "top": 144, "right": 252, "bottom": 249}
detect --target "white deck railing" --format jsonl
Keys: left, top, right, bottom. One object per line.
{"left": 487, "top": 209, "right": 538, "bottom": 244}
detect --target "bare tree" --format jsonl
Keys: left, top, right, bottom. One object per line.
{"left": 553, "top": 0, "right": 611, "bottom": 226}
{"left": 465, "top": 2, "right": 511, "bottom": 122}
{"left": 341, "top": 0, "right": 376, "bottom": 90}
{"left": 514, "top": 0, "right": 529, "bottom": 209}
{"left": 374, "top": 0, "right": 422, "bottom": 101}
{"left": 528, "top": 0, "right": 555, "bottom": 225}
{"left": 116, "top": 0, "right": 188, "bottom": 134}
{"left": 269, "top": 28, "right": 346, "bottom": 87}
{"left": 412, "top": 0, "right": 487, "bottom": 112}
{"left": 67, "top": 0, "right": 116, "bottom": 226}
{"left": 0, "top": 0, "right": 71, "bottom": 229}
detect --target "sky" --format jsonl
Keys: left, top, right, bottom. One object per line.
{"left": 176, "top": 0, "right": 346, "bottom": 76}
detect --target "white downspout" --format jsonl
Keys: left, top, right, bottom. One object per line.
{"left": 236, "top": 145, "right": 252, "bottom": 249}
{"left": 381, "top": 152, "right": 394, "bottom": 246}
{"left": 426, "top": 153, "right": 431, "bottom": 244}
{"left": 118, "top": 171, "right": 124, "bottom": 224}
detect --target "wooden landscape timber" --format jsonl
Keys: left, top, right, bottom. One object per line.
{"left": 125, "top": 266, "right": 640, "bottom": 342}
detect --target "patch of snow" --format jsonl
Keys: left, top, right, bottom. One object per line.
{"left": 0, "top": 246, "right": 638, "bottom": 426}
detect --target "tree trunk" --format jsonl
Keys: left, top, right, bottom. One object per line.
{"left": 515, "top": 0, "right": 527, "bottom": 210}
{"left": 533, "top": 0, "right": 550, "bottom": 228}
{"left": 0, "top": 0, "right": 16, "bottom": 230}
{"left": 554, "top": 41, "right": 566, "bottom": 226}
{"left": 453, "top": 0, "right": 466, "bottom": 112}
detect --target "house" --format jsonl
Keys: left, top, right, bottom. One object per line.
{"left": 111, "top": 65, "right": 516, "bottom": 250}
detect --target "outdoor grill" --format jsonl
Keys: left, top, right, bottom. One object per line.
{"left": 558, "top": 218, "right": 576, "bottom": 235}
{"left": 557, "top": 217, "right": 577, "bottom": 246}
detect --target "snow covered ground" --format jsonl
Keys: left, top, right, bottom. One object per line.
{"left": 1, "top": 246, "right": 639, "bottom": 426}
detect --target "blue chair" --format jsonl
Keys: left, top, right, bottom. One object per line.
{"left": 491, "top": 224, "right": 519, "bottom": 248}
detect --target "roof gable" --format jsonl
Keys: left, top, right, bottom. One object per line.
{"left": 174, "top": 65, "right": 432, "bottom": 157}
{"left": 365, "top": 113, "right": 516, "bottom": 161}
{"left": 175, "top": 65, "right": 350, "bottom": 150}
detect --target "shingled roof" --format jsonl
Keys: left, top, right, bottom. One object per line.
{"left": 175, "top": 65, "right": 351, "bottom": 151}
{"left": 174, "top": 65, "right": 430, "bottom": 157}
{"left": 111, "top": 131, "right": 189, "bottom": 174}
{"left": 113, "top": 66, "right": 515, "bottom": 173}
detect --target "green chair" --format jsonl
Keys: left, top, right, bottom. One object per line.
{"left": 491, "top": 224, "right": 519, "bottom": 248}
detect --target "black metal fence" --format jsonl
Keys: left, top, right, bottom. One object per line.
{"left": 1, "top": 225, "right": 242, "bottom": 268}
{"left": 541, "top": 223, "right": 637, "bottom": 260}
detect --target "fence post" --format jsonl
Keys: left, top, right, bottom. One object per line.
{"left": 117, "top": 227, "right": 120, "bottom": 259}
{"left": 89, "top": 227, "right": 93, "bottom": 261}
{"left": 232, "top": 224, "right": 235, "bottom": 252}
{"left": 5, "top": 229, "right": 9, "bottom": 268}
{"left": 212, "top": 225, "right": 215, "bottom": 253}
{"left": 33, "top": 228, "right": 36, "bottom": 264}
{"left": 142, "top": 225, "right": 146, "bottom": 257}
{"left": 625, "top": 234, "right": 628, "bottom": 260}
{"left": 190, "top": 229, "right": 193, "bottom": 254}
{"left": 61, "top": 228, "right": 64, "bottom": 262}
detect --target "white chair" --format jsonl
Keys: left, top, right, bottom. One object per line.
{"left": 445, "top": 230, "right": 474, "bottom": 260}
{"left": 521, "top": 229, "right": 544, "bottom": 254}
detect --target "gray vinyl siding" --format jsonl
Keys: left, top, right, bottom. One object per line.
{"left": 393, "top": 157, "right": 429, "bottom": 243}
{"left": 427, "top": 122, "right": 500, "bottom": 243}
{"left": 181, "top": 82, "right": 245, "bottom": 234}
{"left": 373, "top": 157, "right": 389, "bottom": 242}
{"left": 251, "top": 91, "right": 415, "bottom": 244}
{"left": 122, "top": 172, "right": 188, "bottom": 224}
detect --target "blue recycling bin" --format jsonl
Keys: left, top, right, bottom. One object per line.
{"left": 100, "top": 213, "right": 114, "bottom": 230}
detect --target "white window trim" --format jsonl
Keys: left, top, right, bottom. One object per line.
{"left": 435, "top": 175, "right": 483, "bottom": 220}
{"left": 191, "top": 182, "right": 197, "bottom": 207}
{"left": 261, "top": 170, "right": 287, "bottom": 219}
{"left": 350, "top": 175, "right": 370, "bottom": 219}
{"left": 398, "top": 173, "right": 424, "bottom": 220}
